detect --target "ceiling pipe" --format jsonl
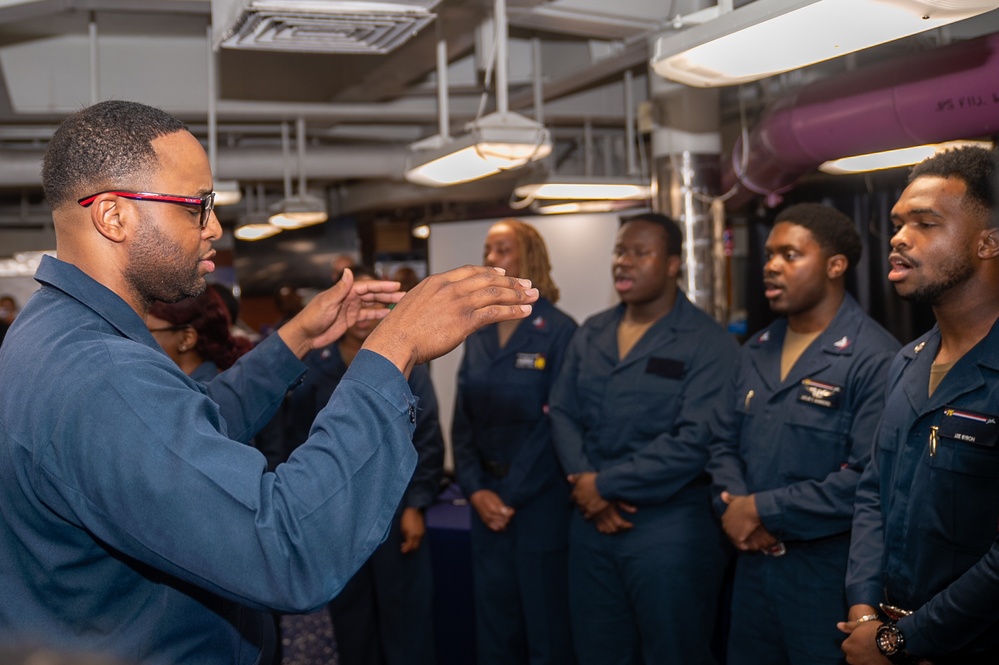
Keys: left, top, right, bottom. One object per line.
{"left": 723, "top": 31, "right": 999, "bottom": 209}
{"left": 0, "top": 144, "right": 413, "bottom": 187}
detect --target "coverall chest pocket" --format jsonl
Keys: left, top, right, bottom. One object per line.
{"left": 926, "top": 421, "right": 999, "bottom": 553}
{"left": 777, "top": 407, "right": 848, "bottom": 482}
{"left": 617, "top": 370, "right": 683, "bottom": 438}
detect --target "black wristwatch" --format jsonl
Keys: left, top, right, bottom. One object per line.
{"left": 876, "top": 622, "right": 916, "bottom": 664}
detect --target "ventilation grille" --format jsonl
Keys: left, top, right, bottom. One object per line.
{"left": 217, "top": 1, "right": 439, "bottom": 54}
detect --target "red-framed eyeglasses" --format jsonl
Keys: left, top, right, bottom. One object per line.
{"left": 77, "top": 190, "right": 216, "bottom": 229}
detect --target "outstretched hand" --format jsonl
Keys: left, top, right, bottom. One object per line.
{"left": 277, "top": 269, "right": 403, "bottom": 357}
{"left": 363, "top": 265, "right": 539, "bottom": 377}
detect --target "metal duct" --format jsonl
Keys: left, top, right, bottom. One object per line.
{"left": 0, "top": 144, "right": 411, "bottom": 188}
{"left": 722, "top": 31, "right": 999, "bottom": 208}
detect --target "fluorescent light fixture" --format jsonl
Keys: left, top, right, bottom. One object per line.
{"left": 819, "top": 140, "right": 994, "bottom": 174}
{"left": 235, "top": 213, "right": 283, "bottom": 241}
{"left": 213, "top": 179, "right": 243, "bottom": 206}
{"left": 268, "top": 193, "right": 329, "bottom": 229}
{"left": 405, "top": 111, "right": 552, "bottom": 187}
{"left": 536, "top": 201, "right": 619, "bottom": 215}
{"left": 651, "top": 0, "right": 999, "bottom": 88}
{"left": 534, "top": 200, "right": 647, "bottom": 215}
{"left": 514, "top": 177, "right": 651, "bottom": 201}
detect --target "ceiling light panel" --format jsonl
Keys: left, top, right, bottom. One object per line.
{"left": 651, "top": 0, "right": 999, "bottom": 87}
{"left": 214, "top": 0, "right": 440, "bottom": 54}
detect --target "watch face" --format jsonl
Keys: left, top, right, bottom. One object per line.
{"left": 876, "top": 623, "right": 908, "bottom": 663}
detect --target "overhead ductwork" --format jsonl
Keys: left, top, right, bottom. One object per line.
{"left": 211, "top": 0, "right": 440, "bottom": 54}
{"left": 723, "top": 31, "right": 999, "bottom": 208}
{"left": 0, "top": 144, "right": 412, "bottom": 188}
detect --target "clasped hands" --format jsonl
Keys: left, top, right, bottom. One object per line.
{"left": 567, "top": 472, "right": 636, "bottom": 534}
{"left": 719, "top": 491, "right": 778, "bottom": 552}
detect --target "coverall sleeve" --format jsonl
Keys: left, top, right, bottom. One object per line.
{"left": 451, "top": 352, "right": 489, "bottom": 496}
{"left": 897, "top": 539, "right": 999, "bottom": 658}
{"left": 754, "top": 349, "right": 894, "bottom": 541}
{"left": 549, "top": 328, "right": 597, "bottom": 475}
{"left": 595, "top": 335, "right": 739, "bottom": 504}
{"left": 38, "top": 349, "right": 418, "bottom": 614}
{"left": 205, "top": 333, "right": 304, "bottom": 444}
{"left": 706, "top": 359, "right": 749, "bottom": 515}
{"left": 845, "top": 424, "right": 889, "bottom": 609}
{"left": 405, "top": 364, "right": 445, "bottom": 509}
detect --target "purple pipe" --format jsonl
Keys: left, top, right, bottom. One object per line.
{"left": 723, "top": 31, "right": 999, "bottom": 209}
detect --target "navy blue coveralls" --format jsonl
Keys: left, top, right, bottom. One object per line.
{"left": 283, "top": 344, "right": 445, "bottom": 665}
{"left": 709, "top": 293, "right": 898, "bottom": 665}
{"left": 0, "top": 256, "right": 418, "bottom": 665}
{"left": 848, "top": 320, "right": 999, "bottom": 664}
{"left": 550, "top": 293, "right": 737, "bottom": 665}
{"left": 452, "top": 296, "right": 577, "bottom": 665}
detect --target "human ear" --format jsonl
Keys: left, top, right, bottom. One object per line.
{"left": 665, "top": 254, "right": 682, "bottom": 279}
{"left": 977, "top": 227, "right": 999, "bottom": 260}
{"left": 89, "top": 194, "right": 129, "bottom": 244}
{"left": 178, "top": 327, "right": 198, "bottom": 354}
{"left": 826, "top": 254, "right": 848, "bottom": 280}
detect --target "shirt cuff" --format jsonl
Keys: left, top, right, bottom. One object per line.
{"left": 845, "top": 582, "right": 883, "bottom": 609}
{"left": 344, "top": 350, "right": 417, "bottom": 431}
{"left": 754, "top": 489, "right": 785, "bottom": 537}
{"left": 595, "top": 469, "right": 620, "bottom": 502}
{"left": 257, "top": 329, "right": 309, "bottom": 387}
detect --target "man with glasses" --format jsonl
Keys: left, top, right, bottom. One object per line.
{"left": 0, "top": 100, "right": 538, "bottom": 664}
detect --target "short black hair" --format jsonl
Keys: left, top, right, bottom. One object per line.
{"left": 620, "top": 212, "right": 683, "bottom": 257}
{"left": 908, "top": 146, "right": 997, "bottom": 224}
{"left": 774, "top": 203, "right": 862, "bottom": 270}
{"left": 42, "top": 100, "right": 187, "bottom": 209}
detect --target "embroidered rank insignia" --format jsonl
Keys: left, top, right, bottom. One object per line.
{"left": 515, "top": 353, "right": 546, "bottom": 370}
{"left": 798, "top": 378, "right": 843, "bottom": 409}
{"left": 939, "top": 407, "right": 999, "bottom": 447}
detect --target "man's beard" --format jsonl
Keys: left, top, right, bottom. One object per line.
{"left": 125, "top": 213, "right": 206, "bottom": 307}
{"left": 900, "top": 254, "right": 974, "bottom": 307}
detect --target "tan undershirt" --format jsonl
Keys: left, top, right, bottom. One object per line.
{"left": 781, "top": 328, "right": 823, "bottom": 381}
{"left": 617, "top": 318, "right": 657, "bottom": 359}
{"left": 497, "top": 319, "right": 520, "bottom": 348}
{"left": 928, "top": 360, "right": 955, "bottom": 397}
